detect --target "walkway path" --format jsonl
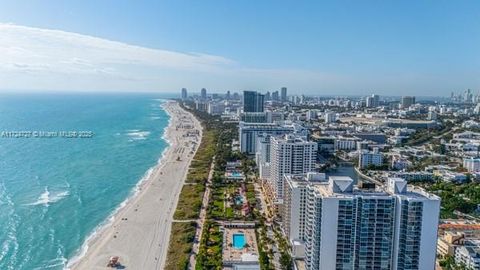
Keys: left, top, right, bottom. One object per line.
{"left": 188, "top": 157, "right": 215, "bottom": 269}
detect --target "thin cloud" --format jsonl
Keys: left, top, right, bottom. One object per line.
{"left": 0, "top": 23, "right": 473, "bottom": 95}
{"left": 0, "top": 23, "right": 345, "bottom": 92}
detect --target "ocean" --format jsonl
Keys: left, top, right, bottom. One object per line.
{"left": 0, "top": 93, "right": 173, "bottom": 270}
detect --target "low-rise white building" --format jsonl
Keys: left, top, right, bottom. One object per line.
{"left": 455, "top": 240, "right": 480, "bottom": 270}
{"left": 464, "top": 158, "right": 480, "bottom": 173}
{"left": 324, "top": 112, "right": 336, "bottom": 123}
{"left": 358, "top": 148, "right": 383, "bottom": 168}
{"left": 334, "top": 137, "right": 358, "bottom": 151}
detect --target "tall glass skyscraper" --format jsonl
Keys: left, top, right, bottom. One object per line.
{"left": 281, "top": 87, "right": 288, "bottom": 102}
{"left": 243, "top": 90, "right": 265, "bottom": 112}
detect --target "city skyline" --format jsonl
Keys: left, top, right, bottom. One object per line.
{"left": 0, "top": 1, "right": 479, "bottom": 95}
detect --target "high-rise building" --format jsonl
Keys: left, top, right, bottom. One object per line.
{"left": 201, "top": 88, "right": 207, "bottom": 100}
{"left": 372, "top": 94, "right": 380, "bottom": 107}
{"left": 324, "top": 112, "right": 336, "bottom": 123}
{"left": 181, "top": 88, "right": 188, "bottom": 100}
{"left": 226, "top": 90, "right": 231, "bottom": 100}
{"left": 400, "top": 96, "right": 416, "bottom": 109}
{"left": 269, "top": 134, "right": 317, "bottom": 201}
{"left": 366, "top": 96, "right": 374, "bottom": 108}
{"left": 272, "top": 91, "right": 280, "bottom": 101}
{"left": 304, "top": 177, "right": 440, "bottom": 270}
{"left": 366, "top": 94, "right": 379, "bottom": 108}
{"left": 243, "top": 91, "right": 265, "bottom": 112}
{"left": 281, "top": 87, "right": 288, "bottom": 102}
{"left": 239, "top": 122, "right": 295, "bottom": 154}
{"left": 306, "top": 110, "right": 317, "bottom": 121}
{"left": 240, "top": 111, "right": 284, "bottom": 123}
{"left": 195, "top": 101, "right": 208, "bottom": 112}
{"left": 207, "top": 102, "right": 225, "bottom": 115}
{"left": 283, "top": 173, "right": 326, "bottom": 243}
{"left": 464, "top": 89, "right": 474, "bottom": 103}
{"left": 256, "top": 133, "right": 272, "bottom": 179}
{"left": 265, "top": 91, "right": 271, "bottom": 101}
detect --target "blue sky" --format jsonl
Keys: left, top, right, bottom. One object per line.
{"left": 0, "top": 1, "right": 479, "bottom": 95}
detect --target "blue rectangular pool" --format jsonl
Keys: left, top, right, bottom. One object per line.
{"left": 233, "top": 233, "right": 245, "bottom": 249}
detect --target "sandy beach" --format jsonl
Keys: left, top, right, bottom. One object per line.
{"left": 68, "top": 101, "right": 202, "bottom": 270}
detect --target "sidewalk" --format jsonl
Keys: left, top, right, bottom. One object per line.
{"left": 189, "top": 157, "right": 215, "bottom": 269}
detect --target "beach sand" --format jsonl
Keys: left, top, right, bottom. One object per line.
{"left": 68, "top": 101, "right": 202, "bottom": 270}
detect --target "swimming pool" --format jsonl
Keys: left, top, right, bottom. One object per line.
{"left": 234, "top": 196, "right": 243, "bottom": 205}
{"left": 232, "top": 171, "right": 243, "bottom": 177}
{"left": 233, "top": 233, "right": 246, "bottom": 249}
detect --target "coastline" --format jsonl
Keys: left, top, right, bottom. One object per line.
{"left": 67, "top": 100, "right": 202, "bottom": 270}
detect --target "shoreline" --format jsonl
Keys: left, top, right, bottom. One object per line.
{"left": 67, "top": 100, "right": 202, "bottom": 269}
{"left": 66, "top": 101, "right": 174, "bottom": 268}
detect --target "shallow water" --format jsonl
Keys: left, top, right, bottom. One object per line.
{"left": 0, "top": 93, "right": 172, "bottom": 270}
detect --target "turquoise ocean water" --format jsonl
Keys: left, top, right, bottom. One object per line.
{"left": 0, "top": 93, "right": 173, "bottom": 269}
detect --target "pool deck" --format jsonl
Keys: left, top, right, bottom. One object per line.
{"left": 222, "top": 227, "right": 258, "bottom": 262}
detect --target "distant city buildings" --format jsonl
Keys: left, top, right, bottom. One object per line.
{"left": 281, "top": 87, "right": 288, "bottom": 102}
{"left": 272, "top": 91, "right": 279, "bottom": 101}
{"left": 283, "top": 173, "right": 326, "bottom": 258}
{"left": 181, "top": 88, "right": 188, "bottom": 100}
{"left": 400, "top": 96, "right": 416, "bottom": 109}
{"left": 324, "top": 112, "right": 336, "bottom": 123}
{"left": 366, "top": 94, "right": 379, "bottom": 108}
{"left": 201, "top": 88, "right": 207, "bottom": 100}
{"left": 195, "top": 100, "right": 208, "bottom": 112}
{"left": 207, "top": 102, "right": 225, "bottom": 115}
{"left": 183, "top": 88, "right": 463, "bottom": 270}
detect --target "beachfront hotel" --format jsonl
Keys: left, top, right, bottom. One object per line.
{"left": 269, "top": 134, "right": 317, "bottom": 202}
{"left": 222, "top": 222, "right": 260, "bottom": 270}
{"left": 294, "top": 177, "right": 441, "bottom": 270}
{"left": 238, "top": 122, "right": 294, "bottom": 154}
{"left": 282, "top": 173, "right": 327, "bottom": 258}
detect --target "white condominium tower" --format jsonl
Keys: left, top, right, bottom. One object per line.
{"left": 269, "top": 134, "right": 317, "bottom": 201}
{"left": 304, "top": 177, "right": 440, "bottom": 270}
{"left": 282, "top": 173, "right": 327, "bottom": 258}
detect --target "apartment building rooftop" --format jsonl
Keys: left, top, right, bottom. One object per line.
{"left": 309, "top": 176, "right": 440, "bottom": 201}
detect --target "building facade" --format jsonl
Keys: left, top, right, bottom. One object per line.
{"left": 303, "top": 177, "right": 440, "bottom": 270}
{"left": 281, "top": 87, "right": 288, "bottom": 102}
{"left": 269, "top": 135, "right": 317, "bottom": 201}
{"left": 358, "top": 148, "right": 383, "bottom": 168}
{"left": 401, "top": 96, "right": 416, "bottom": 109}
{"left": 243, "top": 91, "right": 265, "bottom": 113}
{"left": 239, "top": 122, "right": 294, "bottom": 155}
{"left": 455, "top": 241, "right": 480, "bottom": 270}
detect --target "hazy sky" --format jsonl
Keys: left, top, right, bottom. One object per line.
{"left": 0, "top": 1, "right": 479, "bottom": 96}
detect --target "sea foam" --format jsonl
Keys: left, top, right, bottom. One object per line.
{"left": 28, "top": 187, "right": 70, "bottom": 206}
